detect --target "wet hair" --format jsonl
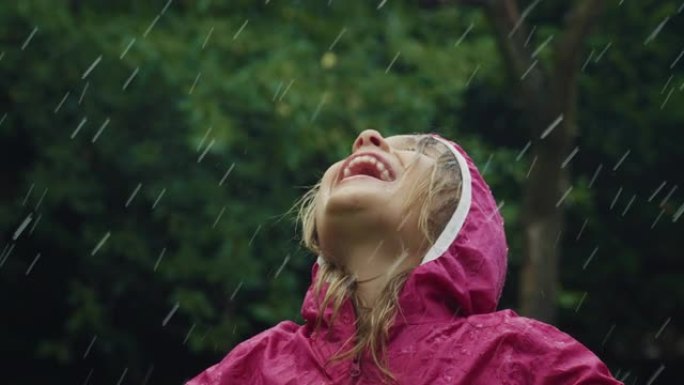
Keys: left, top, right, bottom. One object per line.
{"left": 294, "top": 134, "right": 462, "bottom": 384}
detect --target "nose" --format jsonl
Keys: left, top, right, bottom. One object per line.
{"left": 352, "top": 129, "right": 391, "bottom": 153}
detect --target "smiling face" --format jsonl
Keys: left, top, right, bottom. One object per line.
{"left": 312, "top": 129, "right": 453, "bottom": 266}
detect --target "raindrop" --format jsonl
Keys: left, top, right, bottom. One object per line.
{"left": 278, "top": 79, "right": 295, "bottom": 101}
{"left": 143, "top": 14, "right": 161, "bottom": 38}
{"left": 612, "top": 149, "right": 630, "bottom": 171}
{"left": 385, "top": 51, "right": 401, "bottom": 73}
{"left": 162, "top": 302, "right": 180, "bottom": 326}
{"left": 647, "top": 180, "right": 666, "bottom": 202}
{"left": 588, "top": 163, "right": 603, "bottom": 189}
{"left": 650, "top": 209, "right": 665, "bottom": 229}
{"left": 581, "top": 50, "right": 595, "bottom": 72}
{"left": 82, "top": 335, "right": 97, "bottom": 359}
{"left": 54, "top": 91, "right": 70, "bottom": 113}
{"left": 329, "top": 27, "right": 347, "bottom": 51}
{"left": 161, "top": 0, "right": 173, "bottom": 14}
{"left": 601, "top": 323, "right": 616, "bottom": 346}
{"left": 28, "top": 213, "right": 42, "bottom": 235}
{"left": 152, "top": 187, "right": 166, "bottom": 210}
{"left": 81, "top": 55, "right": 102, "bottom": 79}
{"left": 454, "top": 22, "right": 474, "bottom": 47}
{"left": 25, "top": 252, "right": 41, "bottom": 276}
{"left": 621, "top": 194, "right": 636, "bottom": 216}
{"left": 34, "top": 187, "right": 47, "bottom": 210}
{"left": 273, "top": 254, "right": 291, "bottom": 279}
{"left": 188, "top": 72, "right": 201, "bottom": 95}
{"left": 78, "top": 81, "right": 89, "bottom": 104}
{"left": 524, "top": 25, "right": 537, "bottom": 47}
{"left": 196, "top": 126, "right": 213, "bottom": 152}
{"left": 233, "top": 19, "right": 249, "bottom": 40}
{"left": 202, "top": 26, "right": 215, "bottom": 50}
{"left": 609, "top": 186, "right": 623, "bottom": 210}
{"left": 90, "top": 231, "right": 111, "bottom": 256}
{"left": 659, "top": 185, "right": 677, "bottom": 207}
{"left": 230, "top": 281, "right": 244, "bottom": 301}
{"left": 119, "top": 37, "right": 136, "bottom": 60}
{"left": 13, "top": 213, "right": 33, "bottom": 240}
{"left": 526, "top": 155, "right": 538, "bottom": 178}
{"left": 141, "top": 365, "right": 154, "bottom": 385}
{"left": 197, "top": 138, "right": 215, "bottom": 163}
{"left": 671, "top": 49, "right": 684, "bottom": 69}
{"left": 673, "top": 202, "right": 684, "bottom": 223}
{"left": 122, "top": 67, "right": 139, "bottom": 91}
{"left": 654, "top": 317, "right": 671, "bottom": 339}
{"left": 377, "top": 0, "right": 389, "bottom": 9}
{"left": 561, "top": 146, "right": 579, "bottom": 169}
{"left": 594, "top": 41, "right": 612, "bottom": 63}
{"left": 540, "top": 114, "right": 563, "bottom": 139}
{"left": 115, "top": 367, "right": 128, "bottom": 385}
{"left": 644, "top": 364, "right": 665, "bottom": 385}
{"left": 81, "top": 368, "right": 94, "bottom": 385}
{"left": 481, "top": 153, "right": 493, "bottom": 175}
{"left": 582, "top": 246, "right": 599, "bottom": 270}
{"left": 310, "top": 92, "right": 328, "bottom": 122}
{"left": 91, "top": 118, "right": 110, "bottom": 143}
{"left": 183, "top": 323, "right": 196, "bottom": 345}
{"left": 20, "top": 26, "right": 39, "bottom": 50}
{"left": 574, "top": 292, "right": 587, "bottom": 312}
{"left": 508, "top": 0, "right": 541, "bottom": 38}
{"left": 520, "top": 59, "right": 538, "bottom": 80}
{"left": 71, "top": 117, "right": 88, "bottom": 139}
{"left": 248, "top": 224, "right": 262, "bottom": 246}
{"left": 575, "top": 218, "right": 588, "bottom": 241}
{"left": 21, "top": 183, "right": 35, "bottom": 206}
{"left": 154, "top": 247, "right": 166, "bottom": 272}
{"left": 125, "top": 182, "right": 142, "bottom": 208}
{"left": 219, "top": 163, "right": 235, "bottom": 186}
{"left": 212, "top": 206, "right": 226, "bottom": 228}
{"left": 516, "top": 140, "right": 531, "bottom": 161}
{"left": 644, "top": 16, "right": 669, "bottom": 45}
{"left": 555, "top": 186, "right": 573, "bottom": 208}
{"left": 465, "top": 64, "right": 481, "bottom": 87}
{"left": 531, "top": 34, "right": 554, "bottom": 58}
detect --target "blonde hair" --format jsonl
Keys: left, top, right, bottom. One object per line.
{"left": 294, "top": 135, "right": 462, "bottom": 384}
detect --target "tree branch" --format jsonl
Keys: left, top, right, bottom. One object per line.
{"left": 551, "top": 0, "right": 606, "bottom": 139}
{"left": 483, "top": 0, "right": 548, "bottom": 114}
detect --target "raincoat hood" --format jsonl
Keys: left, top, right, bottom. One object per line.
{"left": 186, "top": 134, "right": 623, "bottom": 385}
{"left": 304, "top": 133, "right": 508, "bottom": 328}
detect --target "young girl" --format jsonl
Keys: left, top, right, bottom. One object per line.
{"left": 186, "top": 130, "right": 623, "bottom": 385}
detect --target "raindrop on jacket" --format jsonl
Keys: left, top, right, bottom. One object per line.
{"left": 186, "top": 135, "right": 624, "bottom": 385}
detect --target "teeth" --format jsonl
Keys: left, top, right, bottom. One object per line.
{"left": 343, "top": 155, "right": 393, "bottom": 181}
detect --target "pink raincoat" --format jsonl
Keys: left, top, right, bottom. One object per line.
{"left": 186, "top": 135, "right": 623, "bottom": 385}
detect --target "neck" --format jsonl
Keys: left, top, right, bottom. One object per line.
{"left": 328, "top": 235, "right": 422, "bottom": 308}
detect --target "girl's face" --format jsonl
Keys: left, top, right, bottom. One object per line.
{"left": 314, "top": 129, "right": 444, "bottom": 262}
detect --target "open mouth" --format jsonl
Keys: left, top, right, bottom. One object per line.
{"left": 339, "top": 153, "right": 396, "bottom": 183}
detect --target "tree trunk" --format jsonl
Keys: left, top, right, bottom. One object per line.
{"left": 420, "top": 0, "right": 604, "bottom": 323}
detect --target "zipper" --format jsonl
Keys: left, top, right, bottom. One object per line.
{"left": 350, "top": 354, "right": 361, "bottom": 379}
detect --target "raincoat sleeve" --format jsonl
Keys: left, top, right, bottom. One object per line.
{"left": 509, "top": 318, "right": 624, "bottom": 385}
{"left": 184, "top": 333, "right": 263, "bottom": 385}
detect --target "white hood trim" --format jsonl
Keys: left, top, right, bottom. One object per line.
{"left": 419, "top": 136, "right": 472, "bottom": 264}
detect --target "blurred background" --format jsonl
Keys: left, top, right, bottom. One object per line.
{"left": 1, "top": 1, "right": 682, "bottom": 384}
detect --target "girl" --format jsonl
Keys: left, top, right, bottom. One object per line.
{"left": 186, "top": 130, "right": 623, "bottom": 385}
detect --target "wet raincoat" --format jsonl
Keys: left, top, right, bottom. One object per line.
{"left": 186, "top": 135, "right": 623, "bottom": 385}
